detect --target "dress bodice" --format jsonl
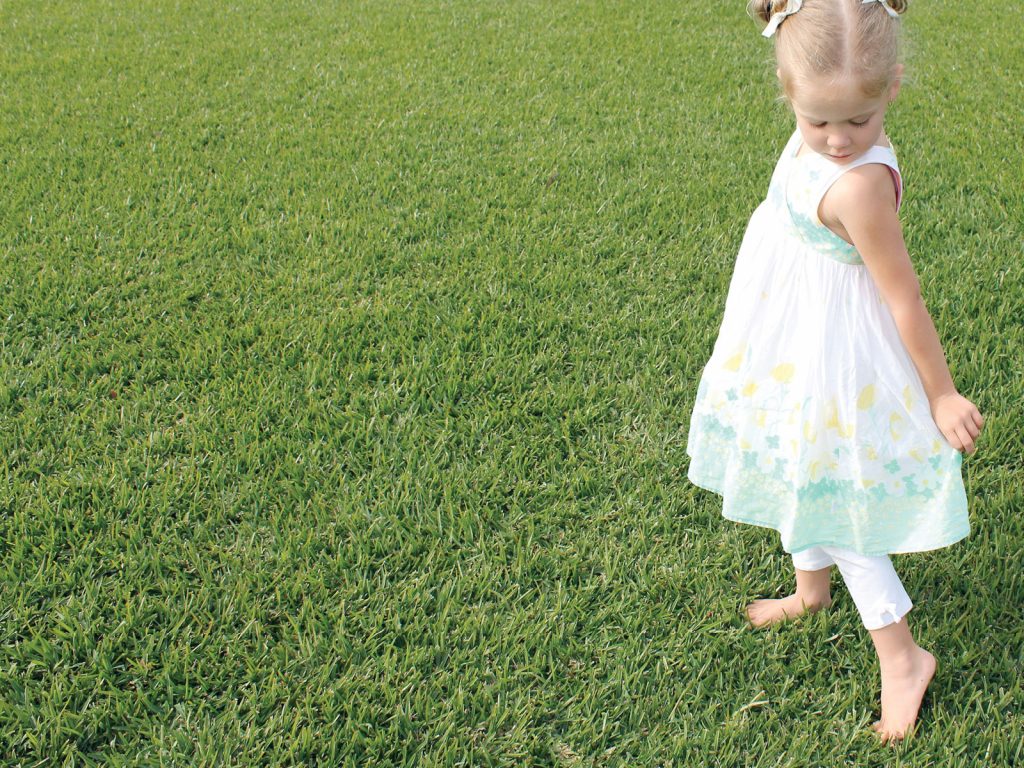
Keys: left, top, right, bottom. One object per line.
{"left": 767, "top": 129, "right": 904, "bottom": 265}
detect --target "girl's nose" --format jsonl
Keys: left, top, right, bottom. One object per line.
{"left": 828, "top": 134, "right": 851, "bottom": 149}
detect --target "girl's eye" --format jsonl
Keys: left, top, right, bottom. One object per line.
{"left": 851, "top": 120, "right": 869, "bottom": 126}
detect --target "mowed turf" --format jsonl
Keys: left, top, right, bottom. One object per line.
{"left": 0, "top": 1, "right": 1021, "bottom": 765}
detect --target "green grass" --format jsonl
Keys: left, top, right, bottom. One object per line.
{"left": 1, "top": 0, "right": 1021, "bottom": 765}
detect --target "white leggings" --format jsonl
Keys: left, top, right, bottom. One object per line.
{"left": 791, "top": 545, "right": 913, "bottom": 631}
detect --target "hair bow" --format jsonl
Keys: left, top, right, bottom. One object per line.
{"left": 762, "top": 0, "right": 802, "bottom": 38}
{"left": 862, "top": 0, "right": 900, "bottom": 17}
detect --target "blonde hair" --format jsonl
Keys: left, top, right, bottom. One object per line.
{"left": 749, "top": 0, "right": 907, "bottom": 98}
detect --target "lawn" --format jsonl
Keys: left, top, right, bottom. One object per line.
{"left": 1, "top": 0, "right": 1021, "bottom": 765}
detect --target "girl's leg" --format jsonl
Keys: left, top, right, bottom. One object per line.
{"left": 825, "top": 547, "right": 936, "bottom": 744}
{"left": 746, "top": 546, "right": 834, "bottom": 627}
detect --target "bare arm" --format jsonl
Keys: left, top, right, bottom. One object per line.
{"left": 825, "top": 165, "right": 984, "bottom": 453}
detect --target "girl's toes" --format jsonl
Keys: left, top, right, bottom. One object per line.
{"left": 745, "top": 601, "right": 775, "bottom": 627}
{"left": 875, "top": 725, "right": 908, "bottom": 745}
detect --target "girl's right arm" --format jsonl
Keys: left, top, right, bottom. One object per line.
{"left": 825, "top": 164, "right": 985, "bottom": 455}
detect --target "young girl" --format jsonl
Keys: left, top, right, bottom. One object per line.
{"left": 686, "top": 0, "right": 985, "bottom": 744}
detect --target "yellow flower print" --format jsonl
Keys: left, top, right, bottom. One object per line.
{"left": 742, "top": 380, "right": 758, "bottom": 397}
{"left": 756, "top": 409, "right": 767, "bottom": 427}
{"left": 803, "top": 420, "right": 818, "bottom": 443}
{"left": 723, "top": 351, "right": 743, "bottom": 371}
{"left": 865, "top": 445, "right": 878, "bottom": 461}
{"left": 772, "top": 363, "right": 795, "bottom": 383}
{"left": 903, "top": 385, "right": 914, "bottom": 411}
{"left": 825, "top": 398, "right": 854, "bottom": 438}
{"left": 857, "top": 384, "right": 876, "bottom": 410}
{"left": 889, "top": 412, "right": 904, "bottom": 441}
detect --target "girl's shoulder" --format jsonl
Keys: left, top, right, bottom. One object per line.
{"left": 817, "top": 145, "right": 902, "bottom": 244}
{"left": 824, "top": 163, "right": 900, "bottom": 217}
{"left": 819, "top": 143, "right": 901, "bottom": 224}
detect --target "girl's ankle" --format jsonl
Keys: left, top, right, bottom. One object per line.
{"left": 794, "top": 590, "right": 832, "bottom": 609}
{"left": 877, "top": 644, "right": 924, "bottom": 674}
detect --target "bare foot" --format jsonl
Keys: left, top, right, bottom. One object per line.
{"left": 871, "top": 646, "right": 936, "bottom": 744}
{"left": 745, "top": 593, "right": 832, "bottom": 628}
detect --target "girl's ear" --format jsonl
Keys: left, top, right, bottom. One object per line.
{"left": 888, "top": 64, "right": 904, "bottom": 102}
{"left": 776, "top": 67, "right": 782, "bottom": 81}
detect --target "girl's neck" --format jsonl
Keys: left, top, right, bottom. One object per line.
{"left": 795, "top": 130, "right": 892, "bottom": 160}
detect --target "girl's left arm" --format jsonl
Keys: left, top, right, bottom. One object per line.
{"left": 829, "top": 165, "right": 985, "bottom": 455}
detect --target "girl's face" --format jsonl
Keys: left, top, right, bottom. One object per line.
{"left": 785, "top": 70, "right": 902, "bottom": 165}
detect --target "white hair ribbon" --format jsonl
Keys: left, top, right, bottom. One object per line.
{"left": 862, "top": 0, "right": 900, "bottom": 17}
{"left": 762, "top": 0, "right": 803, "bottom": 38}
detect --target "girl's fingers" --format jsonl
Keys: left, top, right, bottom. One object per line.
{"left": 972, "top": 409, "right": 984, "bottom": 429}
{"left": 955, "top": 425, "right": 975, "bottom": 454}
{"left": 945, "top": 430, "right": 963, "bottom": 453}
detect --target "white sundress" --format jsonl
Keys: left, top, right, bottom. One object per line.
{"left": 686, "top": 129, "right": 969, "bottom": 557}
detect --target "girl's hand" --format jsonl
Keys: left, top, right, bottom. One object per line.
{"left": 930, "top": 392, "right": 984, "bottom": 455}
